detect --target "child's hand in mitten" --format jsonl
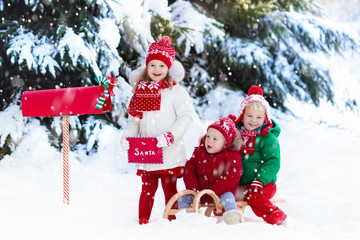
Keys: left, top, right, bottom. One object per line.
{"left": 156, "top": 132, "right": 174, "bottom": 148}
{"left": 247, "top": 179, "right": 264, "bottom": 194}
{"left": 120, "top": 137, "right": 130, "bottom": 151}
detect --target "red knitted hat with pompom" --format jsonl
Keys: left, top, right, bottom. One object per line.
{"left": 235, "top": 85, "right": 272, "bottom": 136}
{"left": 146, "top": 36, "right": 175, "bottom": 68}
{"left": 207, "top": 114, "right": 237, "bottom": 150}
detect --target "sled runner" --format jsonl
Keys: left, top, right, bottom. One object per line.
{"left": 163, "top": 189, "right": 286, "bottom": 221}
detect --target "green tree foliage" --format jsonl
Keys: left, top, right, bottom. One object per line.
{"left": 0, "top": 0, "right": 102, "bottom": 110}
{"left": 0, "top": 0, "right": 181, "bottom": 156}
{"left": 0, "top": 0, "right": 120, "bottom": 155}
{"left": 181, "top": 0, "right": 359, "bottom": 110}
{"left": 0, "top": 0, "right": 359, "bottom": 158}
{"left": 2, "top": 0, "right": 357, "bottom": 111}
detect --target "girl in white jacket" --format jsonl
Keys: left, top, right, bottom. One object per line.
{"left": 121, "top": 36, "right": 195, "bottom": 225}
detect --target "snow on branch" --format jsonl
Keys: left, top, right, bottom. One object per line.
{"left": 171, "top": 0, "right": 225, "bottom": 56}
{"left": 57, "top": 27, "right": 101, "bottom": 75}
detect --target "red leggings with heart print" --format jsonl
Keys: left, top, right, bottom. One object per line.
{"left": 138, "top": 173, "right": 178, "bottom": 221}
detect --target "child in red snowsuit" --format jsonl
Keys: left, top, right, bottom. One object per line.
{"left": 179, "top": 115, "right": 244, "bottom": 224}
{"left": 234, "top": 85, "right": 287, "bottom": 225}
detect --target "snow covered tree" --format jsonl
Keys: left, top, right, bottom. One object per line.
{"left": 0, "top": 0, "right": 221, "bottom": 155}
{"left": 1, "top": 1, "right": 105, "bottom": 108}
{"left": 0, "top": 0, "right": 359, "bottom": 158}
{"left": 0, "top": 0, "right": 124, "bottom": 155}
{"left": 174, "top": 0, "right": 360, "bottom": 110}
{"left": 3, "top": 0, "right": 356, "bottom": 113}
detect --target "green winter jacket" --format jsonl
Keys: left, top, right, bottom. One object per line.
{"left": 237, "top": 119, "right": 281, "bottom": 186}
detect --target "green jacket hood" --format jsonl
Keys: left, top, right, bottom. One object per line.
{"left": 261, "top": 119, "right": 280, "bottom": 137}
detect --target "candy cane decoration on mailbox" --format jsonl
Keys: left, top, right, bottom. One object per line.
{"left": 21, "top": 76, "right": 117, "bottom": 204}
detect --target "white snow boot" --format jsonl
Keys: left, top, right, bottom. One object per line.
{"left": 222, "top": 209, "right": 245, "bottom": 225}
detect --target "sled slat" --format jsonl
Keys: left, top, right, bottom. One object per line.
{"left": 163, "top": 189, "right": 286, "bottom": 219}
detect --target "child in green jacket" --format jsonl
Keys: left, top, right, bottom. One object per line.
{"left": 234, "top": 85, "right": 287, "bottom": 225}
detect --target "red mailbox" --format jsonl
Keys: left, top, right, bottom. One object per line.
{"left": 21, "top": 86, "right": 111, "bottom": 117}
{"left": 21, "top": 76, "right": 117, "bottom": 204}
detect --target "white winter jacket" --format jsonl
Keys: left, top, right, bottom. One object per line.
{"left": 122, "top": 61, "right": 195, "bottom": 172}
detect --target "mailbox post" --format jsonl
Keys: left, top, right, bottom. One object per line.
{"left": 21, "top": 77, "right": 117, "bottom": 204}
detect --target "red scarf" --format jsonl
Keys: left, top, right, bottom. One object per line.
{"left": 239, "top": 129, "right": 259, "bottom": 155}
{"left": 128, "top": 80, "right": 176, "bottom": 119}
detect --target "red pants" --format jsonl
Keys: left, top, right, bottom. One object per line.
{"left": 246, "top": 182, "right": 287, "bottom": 225}
{"left": 138, "top": 173, "right": 178, "bottom": 221}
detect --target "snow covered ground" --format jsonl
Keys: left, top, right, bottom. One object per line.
{"left": 0, "top": 97, "right": 359, "bottom": 240}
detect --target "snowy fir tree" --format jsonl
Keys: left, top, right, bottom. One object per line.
{"left": 173, "top": 0, "right": 359, "bottom": 110}
{"left": 0, "top": 0, "right": 359, "bottom": 158}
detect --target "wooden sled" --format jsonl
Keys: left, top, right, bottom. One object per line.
{"left": 163, "top": 189, "right": 286, "bottom": 221}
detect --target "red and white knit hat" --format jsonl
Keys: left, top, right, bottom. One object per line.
{"left": 207, "top": 115, "right": 237, "bottom": 150}
{"left": 235, "top": 85, "right": 272, "bottom": 136}
{"left": 146, "top": 36, "right": 175, "bottom": 68}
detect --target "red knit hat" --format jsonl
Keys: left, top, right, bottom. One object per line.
{"left": 146, "top": 36, "right": 175, "bottom": 68}
{"left": 235, "top": 85, "right": 273, "bottom": 136}
{"left": 207, "top": 115, "right": 237, "bottom": 150}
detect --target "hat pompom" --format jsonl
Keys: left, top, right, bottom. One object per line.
{"left": 248, "top": 85, "right": 263, "bottom": 96}
{"left": 227, "top": 114, "right": 237, "bottom": 122}
{"left": 158, "top": 36, "right": 172, "bottom": 47}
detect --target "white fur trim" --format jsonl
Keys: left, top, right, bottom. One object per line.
{"left": 128, "top": 60, "right": 185, "bottom": 87}
{"left": 128, "top": 65, "right": 145, "bottom": 88}
{"left": 223, "top": 210, "right": 245, "bottom": 224}
{"left": 168, "top": 60, "right": 185, "bottom": 83}
{"left": 237, "top": 94, "right": 271, "bottom": 125}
